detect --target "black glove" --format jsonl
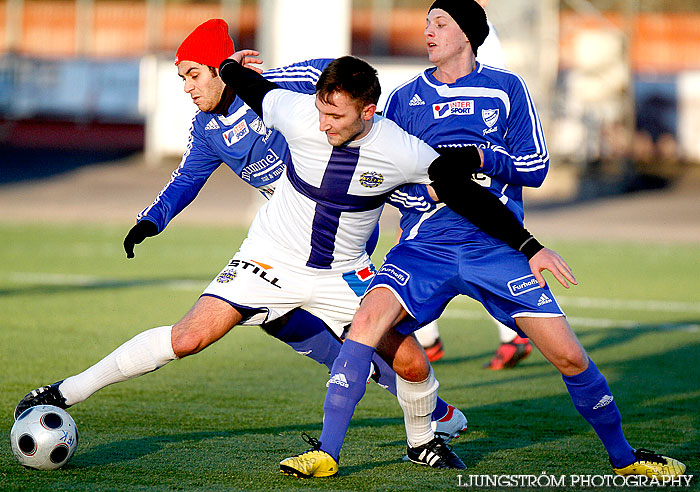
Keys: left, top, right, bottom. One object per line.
{"left": 123, "top": 220, "right": 159, "bottom": 258}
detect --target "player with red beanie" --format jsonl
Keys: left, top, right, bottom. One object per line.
{"left": 13, "top": 18, "right": 470, "bottom": 454}
{"left": 175, "top": 18, "right": 234, "bottom": 68}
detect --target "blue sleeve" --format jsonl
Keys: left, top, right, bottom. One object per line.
{"left": 136, "top": 115, "right": 221, "bottom": 232}
{"left": 480, "top": 76, "right": 549, "bottom": 187}
{"left": 262, "top": 58, "right": 332, "bottom": 94}
{"left": 387, "top": 184, "right": 438, "bottom": 214}
{"left": 383, "top": 93, "right": 439, "bottom": 214}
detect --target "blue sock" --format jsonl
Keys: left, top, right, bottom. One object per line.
{"left": 273, "top": 309, "right": 341, "bottom": 372}
{"left": 319, "top": 340, "right": 375, "bottom": 461}
{"left": 369, "top": 353, "right": 449, "bottom": 421}
{"left": 563, "top": 359, "right": 635, "bottom": 468}
{"left": 275, "top": 310, "right": 450, "bottom": 428}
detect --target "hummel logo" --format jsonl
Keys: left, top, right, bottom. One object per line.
{"left": 593, "top": 394, "right": 614, "bottom": 410}
{"left": 328, "top": 373, "right": 349, "bottom": 388}
{"left": 409, "top": 94, "right": 425, "bottom": 106}
{"left": 537, "top": 293, "right": 552, "bottom": 306}
{"left": 205, "top": 118, "right": 220, "bottom": 130}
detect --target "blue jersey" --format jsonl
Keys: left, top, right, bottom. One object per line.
{"left": 137, "top": 59, "right": 331, "bottom": 232}
{"left": 384, "top": 62, "right": 549, "bottom": 243}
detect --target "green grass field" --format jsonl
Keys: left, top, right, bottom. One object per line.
{"left": 1, "top": 222, "right": 698, "bottom": 491}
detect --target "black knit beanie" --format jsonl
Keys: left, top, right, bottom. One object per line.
{"left": 428, "top": 0, "right": 489, "bottom": 55}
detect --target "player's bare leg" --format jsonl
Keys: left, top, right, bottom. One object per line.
{"left": 515, "top": 316, "right": 587, "bottom": 376}
{"left": 171, "top": 295, "right": 242, "bottom": 357}
{"left": 516, "top": 316, "right": 684, "bottom": 477}
{"left": 15, "top": 296, "right": 242, "bottom": 418}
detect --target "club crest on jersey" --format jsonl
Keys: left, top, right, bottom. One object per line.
{"left": 249, "top": 117, "right": 267, "bottom": 136}
{"left": 482, "top": 109, "right": 499, "bottom": 128}
{"left": 359, "top": 171, "right": 384, "bottom": 188}
{"left": 222, "top": 121, "right": 249, "bottom": 146}
{"left": 216, "top": 269, "right": 237, "bottom": 283}
{"left": 432, "top": 100, "right": 474, "bottom": 119}
{"left": 482, "top": 108, "right": 499, "bottom": 135}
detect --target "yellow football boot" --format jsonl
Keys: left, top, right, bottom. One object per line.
{"left": 280, "top": 434, "right": 338, "bottom": 478}
{"left": 612, "top": 449, "right": 686, "bottom": 478}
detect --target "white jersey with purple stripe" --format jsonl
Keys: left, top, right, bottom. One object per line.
{"left": 383, "top": 62, "right": 548, "bottom": 242}
{"left": 241, "top": 89, "right": 435, "bottom": 271}
{"left": 135, "top": 59, "right": 331, "bottom": 232}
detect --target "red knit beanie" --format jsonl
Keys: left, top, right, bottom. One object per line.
{"left": 175, "top": 19, "right": 234, "bottom": 67}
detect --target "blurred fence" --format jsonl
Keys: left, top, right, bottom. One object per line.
{"left": 0, "top": 55, "right": 140, "bottom": 121}
{"left": 1, "top": 0, "right": 699, "bottom": 199}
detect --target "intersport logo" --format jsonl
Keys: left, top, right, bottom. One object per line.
{"left": 432, "top": 100, "right": 474, "bottom": 119}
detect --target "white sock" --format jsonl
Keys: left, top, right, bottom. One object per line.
{"left": 396, "top": 368, "right": 439, "bottom": 448}
{"left": 414, "top": 321, "right": 440, "bottom": 347}
{"left": 59, "top": 326, "right": 177, "bottom": 406}
{"left": 496, "top": 319, "right": 517, "bottom": 343}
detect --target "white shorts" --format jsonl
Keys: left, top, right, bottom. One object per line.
{"left": 201, "top": 247, "right": 377, "bottom": 337}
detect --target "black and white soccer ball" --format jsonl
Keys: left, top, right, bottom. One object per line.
{"left": 10, "top": 405, "right": 78, "bottom": 470}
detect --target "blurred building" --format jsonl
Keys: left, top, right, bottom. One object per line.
{"left": 1, "top": 0, "right": 699, "bottom": 198}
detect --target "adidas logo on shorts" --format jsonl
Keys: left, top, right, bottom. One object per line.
{"left": 537, "top": 293, "right": 552, "bottom": 306}
{"left": 409, "top": 94, "right": 425, "bottom": 106}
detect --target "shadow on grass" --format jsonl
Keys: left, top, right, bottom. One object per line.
{"left": 71, "top": 416, "right": 404, "bottom": 473}
{"left": 437, "top": 320, "right": 700, "bottom": 376}
{"left": 446, "top": 336, "right": 700, "bottom": 471}
{"left": 31, "top": 322, "right": 700, "bottom": 478}
{"left": 0, "top": 276, "right": 210, "bottom": 297}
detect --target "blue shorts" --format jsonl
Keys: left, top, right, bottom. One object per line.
{"left": 367, "top": 231, "right": 565, "bottom": 336}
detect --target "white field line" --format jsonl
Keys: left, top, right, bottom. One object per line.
{"left": 440, "top": 309, "right": 699, "bottom": 332}
{"left": 6, "top": 272, "right": 204, "bottom": 290}
{"left": 5, "top": 272, "right": 700, "bottom": 332}
{"left": 559, "top": 296, "right": 700, "bottom": 313}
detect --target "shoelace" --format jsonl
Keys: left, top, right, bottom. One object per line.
{"left": 301, "top": 433, "right": 322, "bottom": 451}
{"left": 635, "top": 449, "right": 668, "bottom": 465}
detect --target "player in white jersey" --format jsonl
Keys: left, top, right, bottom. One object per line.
{"left": 13, "top": 20, "right": 469, "bottom": 444}
{"left": 13, "top": 49, "right": 563, "bottom": 475}
{"left": 280, "top": 0, "right": 685, "bottom": 479}
{"left": 213, "top": 54, "right": 576, "bottom": 474}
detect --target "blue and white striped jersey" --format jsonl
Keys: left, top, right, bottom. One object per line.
{"left": 384, "top": 62, "right": 549, "bottom": 243}
{"left": 244, "top": 89, "right": 435, "bottom": 270}
{"left": 137, "top": 58, "right": 331, "bottom": 232}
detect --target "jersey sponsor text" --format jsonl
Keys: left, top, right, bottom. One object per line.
{"left": 432, "top": 100, "right": 474, "bottom": 119}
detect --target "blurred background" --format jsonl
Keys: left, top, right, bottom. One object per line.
{"left": 1, "top": 0, "right": 699, "bottom": 208}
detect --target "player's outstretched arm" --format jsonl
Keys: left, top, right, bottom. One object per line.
{"left": 123, "top": 220, "right": 159, "bottom": 259}
{"left": 429, "top": 150, "right": 540, "bottom": 254}
{"left": 219, "top": 57, "right": 279, "bottom": 117}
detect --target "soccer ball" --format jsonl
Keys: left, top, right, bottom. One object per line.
{"left": 10, "top": 405, "right": 79, "bottom": 470}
